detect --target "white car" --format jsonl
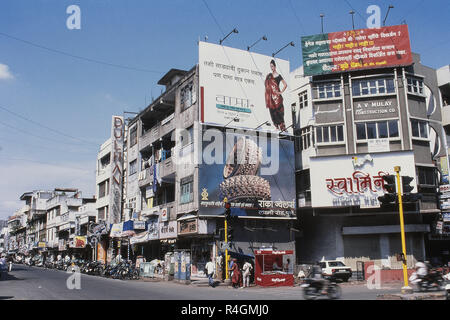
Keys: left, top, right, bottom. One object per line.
{"left": 318, "top": 260, "right": 352, "bottom": 282}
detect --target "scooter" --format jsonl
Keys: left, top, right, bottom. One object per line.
{"left": 301, "top": 277, "right": 342, "bottom": 300}
{"left": 443, "top": 273, "right": 450, "bottom": 300}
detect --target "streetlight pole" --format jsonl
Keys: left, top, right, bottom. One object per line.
{"left": 394, "top": 166, "right": 412, "bottom": 294}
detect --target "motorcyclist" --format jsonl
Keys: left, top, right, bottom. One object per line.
{"left": 310, "top": 264, "right": 327, "bottom": 294}
{"left": 415, "top": 261, "right": 428, "bottom": 279}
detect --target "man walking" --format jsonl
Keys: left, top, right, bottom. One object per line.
{"left": 242, "top": 261, "right": 253, "bottom": 288}
{"left": 205, "top": 259, "right": 215, "bottom": 288}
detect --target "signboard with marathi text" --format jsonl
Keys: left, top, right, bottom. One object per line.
{"left": 310, "top": 151, "right": 416, "bottom": 208}
{"left": 199, "top": 41, "right": 292, "bottom": 134}
{"left": 301, "top": 25, "right": 413, "bottom": 76}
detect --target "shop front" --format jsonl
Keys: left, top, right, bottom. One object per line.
{"left": 254, "top": 249, "right": 294, "bottom": 287}
{"left": 177, "top": 216, "right": 216, "bottom": 279}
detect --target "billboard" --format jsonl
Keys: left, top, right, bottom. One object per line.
{"left": 310, "top": 151, "right": 416, "bottom": 208}
{"left": 301, "top": 25, "right": 413, "bottom": 76}
{"left": 199, "top": 130, "right": 296, "bottom": 218}
{"left": 199, "top": 41, "right": 292, "bottom": 134}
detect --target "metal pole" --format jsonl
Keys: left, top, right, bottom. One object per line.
{"left": 225, "top": 219, "right": 229, "bottom": 280}
{"left": 394, "top": 166, "right": 412, "bottom": 293}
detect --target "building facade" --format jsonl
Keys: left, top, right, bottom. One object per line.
{"left": 292, "top": 49, "right": 448, "bottom": 269}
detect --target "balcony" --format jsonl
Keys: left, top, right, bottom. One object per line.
{"left": 140, "top": 113, "right": 175, "bottom": 151}
{"left": 160, "top": 156, "right": 175, "bottom": 181}
{"left": 138, "top": 166, "right": 154, "bottom": 188}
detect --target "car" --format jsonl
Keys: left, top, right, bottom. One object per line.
{"left": 319, "top": 260, "right": 352, "bottom": 282}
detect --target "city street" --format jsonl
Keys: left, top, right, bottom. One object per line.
{"left": 0, "top": 264, "right": 404, "bottom": 300}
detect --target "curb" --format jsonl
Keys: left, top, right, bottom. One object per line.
{"left": 377, "top": 292, "right": 445, "bottom": 300}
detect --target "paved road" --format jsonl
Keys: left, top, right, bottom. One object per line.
{"left": 0, "top": 264, "right": 402, "bottom": 300}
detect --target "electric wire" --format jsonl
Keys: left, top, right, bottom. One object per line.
{"left": 0, "top": 31, "right": 164, "bottom": 74}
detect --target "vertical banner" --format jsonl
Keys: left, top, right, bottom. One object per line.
{"left": 109, "top": 116, "right": 124, "bottom": 226}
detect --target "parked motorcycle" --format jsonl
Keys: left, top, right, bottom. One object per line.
{"left": 301, "top": 278, "right": 342, "bottom": 300}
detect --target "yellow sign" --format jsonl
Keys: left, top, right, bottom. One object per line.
{"left": 38, "top": 242, "right": 46, "bottom": 248}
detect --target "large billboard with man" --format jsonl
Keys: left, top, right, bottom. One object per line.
{"left": 199, "top": 41, "right": 292, "bottom": 134}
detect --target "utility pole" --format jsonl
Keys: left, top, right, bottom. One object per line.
{"left": 224, "top": 198, "right": 231, "bottom": 281}
{"left": 394, "top": 166, "right": 413, "bottom": 294}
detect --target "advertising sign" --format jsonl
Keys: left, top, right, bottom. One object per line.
{"left": 199, "top": 131, "right": 296, "bottom": 218}
{"left": 109, "top": 115, "right": 124, "bottom": 226}
{"left": 199, "top": 41, "right": 292, "bottom": 134}
{"left": 134, "top": 221, "right": 146, "bottom": 230}
{"left": 301, "top": 25, "right": 413, "bottom": 76}
{"left": 159, "top": 221, "right": 177, "bottom": 239}
{"left": 73, "top": 236, "right": 86, "bottom": 248}
{"left": 110, "top": 223, "right": 123, "bottom": 238}
{"left": 147, "top": 217, "right": 159, "bottom": 240}
{"left": 310, "top": 151, "right": 416, "bottom": 208}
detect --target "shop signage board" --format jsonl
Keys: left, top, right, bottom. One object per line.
{"left": 178, "top": 219, "right": 198, "bottom": 235}
{"left": 199, "top": 131, "right": 296, "bottom": 218}
{"left": 199, "top": 41, "right": 292, "bottom": 134}
{"left": 134, "top": 221, "right": 146, "bottom": 230}
{"left": 367, "top": 138, "right": 390, "bottom": 153}
{"left": 159, "top": 221, "right": 177, "bottom": 239}
{"left": 110, "top": 223, "right": 123, "bottom": 238}
{"left": 443, "top": 213, "right": 450, "bottom": 222}
{"left": 160, "top": 207, "right": 169, "bottom": 222}
{"left": 109, "top": 115, "right": 124, "bottom": 227}
{"left": 301, "top": 24, "right": 413, "bottom": 76}
{"left": 310, "top": 151, "right": 416, "bottom": 208}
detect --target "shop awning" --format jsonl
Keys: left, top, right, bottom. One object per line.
{"left": 130, "top": 231, "right": 151, "bottom": 245}
{"left": 226, "top": 251, "right": 255, "bottom": 260}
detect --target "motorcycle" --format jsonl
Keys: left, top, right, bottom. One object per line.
{"left": 409, "top": 268, "right": 445, "bottom": 292}
{"left": 301, "top": 277, "right": 342, "bottom": 300}
{"left": 443, "top": 272, "right": 450, "bottom": 300}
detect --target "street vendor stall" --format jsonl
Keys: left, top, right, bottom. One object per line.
{"left": 254, "top": 249, "right": 294, "bottom": 287}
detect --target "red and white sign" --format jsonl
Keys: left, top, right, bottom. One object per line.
{"left": 310, "top": 151, "right": 416, "bottom": 208}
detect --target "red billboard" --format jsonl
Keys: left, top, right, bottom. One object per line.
{"left": 301, "top": 25, "right": 413, "bottom": 76}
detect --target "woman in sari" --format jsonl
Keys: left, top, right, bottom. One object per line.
{"left": 230, "top": 258, "right": 242, "bottom": 288}
{"left": 265, "top": 59, "right": 288, "bottom": 131}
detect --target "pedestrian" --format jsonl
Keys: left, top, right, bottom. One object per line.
{"left": 242, "top": 261, "right": 253, "bottom": 288}
{"left": 283, "top": 258, "right": 291, "bottom": 273}
{"left": 205, "top": 259, "right": 215, "bottom": 287}
{"left": 230, "top": 259, "right": 242, "bottom": 289}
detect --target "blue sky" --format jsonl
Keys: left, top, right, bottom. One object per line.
{"left": 0, "top": 0, "right": 448, "bottom": 219}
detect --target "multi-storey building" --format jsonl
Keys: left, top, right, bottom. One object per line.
{"left": 122, "top": 41, "right": 298, "bottom": 279}
{"left": 19, "top": 190, "right": 53, "bottom": 252}
{"left": 45, "top": 188, "right": 94, "bottom": 257}
{"left": 293, "top": 30, "right": 447, "bottom": 269}
{"left": 7, "top": 208, "right": 28, "bottom": 254}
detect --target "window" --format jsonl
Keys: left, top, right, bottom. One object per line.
{"left": 298, "top": 127, "right": 313, "bottom": 151}
{"left": 417, "top": 166, "right": 436, "bottom": 186}
{"left": 411, "top": 119, "right": 428, "bottom": 139}
{"left": 407, "top": 76, "right": 424, "bottom": 95}
{"left": 129, "top": 160, "right": 138, "bottom": 175}
{"left": 356, "top": 120, "right": 399, "bottom": 141}
{"left": 298, "top": 91, "right": 308, "bottom": 109}
{"left": 98, "top": 206, "right": 108, "bottom": 221}
{"left": 180, "top": 82, "right": 194, "bottom": 110}
{"left": 315, "top": 125, "right": 344, "bottom": 143}
{"left": 98, "top": 180, "right": 109, "bottom": 198}
{"left": 313, "top": 82, "right": 341, "bottom": 99}
{"left": 180, "top": 126, "right": 194, "bottom": 147}
{"left": 180, "top": 175, "right": 194, "bottom": 204}
{"left": 129, "top": 125, "right": 137, "bottom": 147}
{"left": 352, "top": 78, "right": 395, "bottom": 96}
{"left": 99, "top": 153, "right": 110, "bottom": 170}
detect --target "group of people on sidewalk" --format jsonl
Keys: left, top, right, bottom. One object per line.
{"left": 205, "top": 257, "right": 253, "bottom": 289}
